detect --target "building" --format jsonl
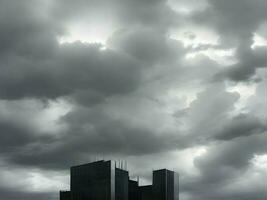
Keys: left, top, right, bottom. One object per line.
{"left": 128, "top": 180, "right": 139, "bottom": 200}
{"left": 60, "top": 160, "right": 179, "bottom": 200}
{"left": 60, "top": 191, "right": 71, "bottom": 200}
{"left": 139, "top": 185, "right": 153, "bottom": 200}
{"left": 153, "top": 169, "right": 179, "bottom": 200}
{"left": 115, "top": 168, "right": 129, "bottom": 200}
{"left": 60, "top": 160, "right": 128, "bottom": 200}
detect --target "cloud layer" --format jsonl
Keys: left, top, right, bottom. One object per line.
{"left": 1, "top": 0, "right": 267, "bottom": 200}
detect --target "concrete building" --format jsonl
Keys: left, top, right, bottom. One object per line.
{"left": 60, "top": 160, "right": 179, "bottom": 200}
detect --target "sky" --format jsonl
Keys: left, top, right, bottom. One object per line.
{"left": 1, "top": 0, "right": 267, "bottom": 199}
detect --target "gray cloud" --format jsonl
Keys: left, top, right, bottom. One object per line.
{"left": 215, "top": 114, "right": 267, "bottom": 140}
{"left": 108, "top": 28, "right": 185, "bottom": 65}
{"left": 7, "top": 98, "right": 188, "bottom": 169}
{"left": 183, "top": 133, "right": 267, "bottom": 200}
{"left": 192, "top": 0, "right": 267, "bottom": 81}
{"left": 53, "top": 0, "right": 176, "bottom": 30}
{"left": 176, "top": 83, "right": 240, "bottom": 141}
{"left": 0, "top": 0, "right": 143, "bottom": 102}
{"left": 0, "top": 42, "right": 142, "bottom": 101}
{"left": 0, "top": 188, "right": 56, "bottom": 200}
{"left": 0, "top": 100, "right": 56, "bottom": 155}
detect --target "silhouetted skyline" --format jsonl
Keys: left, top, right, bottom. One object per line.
{"left": 60, "top": 160, "right": 179, "bottom": 200}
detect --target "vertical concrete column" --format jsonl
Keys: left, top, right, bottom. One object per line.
{"left": 111, "top": 160, "right": 116, "bottom": 200}
{"left": 174, "top": 173, "right": 179, "bottom": 200}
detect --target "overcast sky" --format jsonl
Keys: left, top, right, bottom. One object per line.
{"left": 1, "top": 0, "right": 267, "bottom": 199}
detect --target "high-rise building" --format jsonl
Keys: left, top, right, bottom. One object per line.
{"left": 139, "top": 185, "right": 153, "bottom": 200}
{"left": 115, "top": 168, "right": 129, "bottom": 200}
{"left": 60, "top": 160, "right": 128, "bottom": 200}
{"left": 60, "top": 160, "right": 179, "bottom": 200}
{"left": 153, "top": 169, "right": 179, "bottom": 200}
{"left": 128, "top": 180, "right": 139, "bottom": 200}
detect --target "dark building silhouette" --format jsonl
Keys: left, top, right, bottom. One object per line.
{"left": 60, "top": 160, "right": 179, "bottom": 200}
{"left": 139, "top": 185, "right": 153, "bottom": 200}
{"left": 60, "top": 160, "right": 128, "bottom": 200}
{"left": 128, "top": 180, "right": 139, "bottom": 200}
{"left": 60, "top": 191, "right": 71, "bottom": 200}
{"left": 115, "top": 168, "right": 129, "bottom": 200}
{"left": 153, "top": 169, "right": 179, "bottom": 200}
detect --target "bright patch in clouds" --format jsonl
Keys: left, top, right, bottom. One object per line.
{"left": 0, "top": 162, "right": 68, "bottom": 193}
{"left": 27, "top": 170, "right": 69, "bottom": 192}
{"left": 251, "top": 154, "right": 267, "bottom": 169}
{"left": 251, "top": 33, "right": 267, "bottom": 49}
{"left": 0, "top": 99, "right": 71, "bottom": 135}
{"left": 167, "top": 0, "right": 209, "bottom": 15}
{"left": 227, "top": 82, "right": 257, "bottom": 112}
{"left": 170, "top": 25, "right": 237, "bottom": 65}
{"left": 59, "top": 20, "right": 117, "bottom": 44}
{"left": 186, "top": 48, "right": 236, "bottom": 65}
{"left": 35, "top": 100, "right": 71, "bottom": 134}
{"left": 177, "top": 146, "right": 208, "bottom": 176}
{"left": 169, "top": 26, "right": 219, "bottom": 48}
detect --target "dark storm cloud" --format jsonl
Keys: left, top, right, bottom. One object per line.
{"left": 0, "top": 104, "right": 55, "bottom": 155}
{"left": 0, "top": 121, "right": 51, "bottom": 156}
{"left": 8, "top": 102, "right": 187, "bottom": 169}
{"left": 0, "top": 0, "right": 60, "bottom": 58}
{"left": 197, "top": 0, "right": 267, "bottom": 36}
{"left": 0, "top": 0, "right": 144, "bottom": 102}
{"left": 0, "top": 19, "right": 143, "bottom": 101}
{"left": 0, "top": 39, "right": 142, "bottom": 101}
{"left": 0, "top": 0, "right": 188, "bottom": 173}
{"left": 222, "top": 46, "right": 267, "bottom": 81}
{"left": 0, "top": 0, "right": 188, "bottom": 171}
{"left": 0, "top": 120, "right": 36, "bottom": 152}
{"left": 0, "top": 0, "right": 182, "bottom": 103}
